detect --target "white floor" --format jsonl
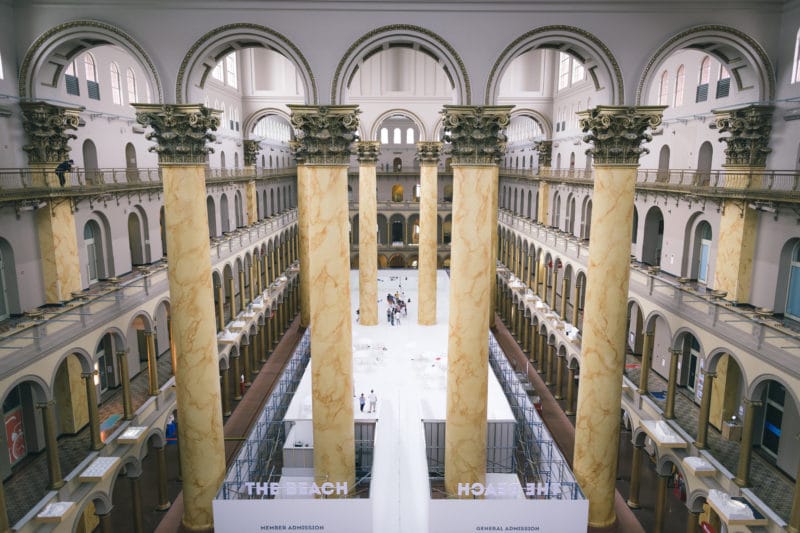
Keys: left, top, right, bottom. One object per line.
{"left": 282, "top": 269, "right": 515, "bottom": 532}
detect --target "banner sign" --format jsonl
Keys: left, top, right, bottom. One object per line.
{"left": 430, "top": 498, "right": 588, "bottom": 532}
{"left": 213, "top": 498, "right": 372, "bottom": 533}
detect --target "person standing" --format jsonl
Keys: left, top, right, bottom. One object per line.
{"left": 359, "top": 393, "right": 366, "bottom": 412}
{"left": 55, "top": 159, "right": 74, "bottom": 187}
{"left": 368, "top": 390, "right": 377, "bottom": 413}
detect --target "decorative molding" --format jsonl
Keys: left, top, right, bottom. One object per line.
{"left": 577, "top": 106, "right": 665, "bottom": 166}
{"left": 331, "top": 24, "right": 471, "bottom": 104}
{"left": 711, "top": 104, "right": 773, "bottom": 167}
{"left": 288, "top": 105, "right": 360, "bottom": 165}
{"left": 176, "top": 23, "right": 317, "bottom": 104}
{"left": 20, "top": 101, "right": 83, "bottom": 164}
{"left": 416, "top": 141, "right": 443, "bottom": 163}
{"left": 19, "top": 19, "right": 163, "bottom": 103}
{"left": 243, "top": 139, "right": 261, "bottom": 167}
{"left": 355, "top": 141, "right": 381, "bottom": 164}
{"left": 486, "top": 25, "right": 624, "bottom": 106}
{"left": 532, "top": 140, "right": 553, "bottom": 167}
{"left": 441, "top": 105, "right": 513, "bottom": 165}
{"left": 133, "top": 104, "right": 219, "bottom": 164}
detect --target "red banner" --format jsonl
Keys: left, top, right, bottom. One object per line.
{"left": 5, "top": 407, "right": 27, "bottom": 465}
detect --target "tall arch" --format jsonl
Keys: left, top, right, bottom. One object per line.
{"left": 176, "top": 23, "right": 317, "bottom": 104}
{"left": 332, "top": 24, "right": 471, "bottom": 105}
{"left": 486, "top": 25, "right": 624, "bottom": 105}
{"left": 369, "top": 109, "right": 429, "bottom": 142}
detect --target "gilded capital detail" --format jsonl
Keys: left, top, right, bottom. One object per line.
{"left": 288, "top": 105, "right": 360, "bottom": 165}
{"left": 133, "top": 104, "right": 219, "bottom": 164}
{"left": 416, "top": 141, "right": 443, "bottom": 164}
{"left": 578, "top": 105, "right": 665, "bottom": 165}
{"left": 243, "top": 139, "right": 261, "bottom": 167}
{"left": 712, "top": 104, "right": 773, "bottom": 167}
{"left": 355, "top": 141, "right": 381, "bottom": 164}
{"left": 20, "top": 101, "right": 82, "bottom": 164}
{"left": 441, "top": 105, "right": 513, "bottom": 165}
{"left": 533, "top": 140, "right": 552, "bottom": 167}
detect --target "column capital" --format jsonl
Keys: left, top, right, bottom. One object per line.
{"left": 355, "top": 141, "right": 381, "bottom": 163}
{"left": 81, "top": 371, "right": 98, "bottom": 380}
{"left": 20, "top": 101, "right": 83, "bottom": 164}
{"left": 703, "top": 371, "right": 717, "bottom": 379}
{"left": 441, "top": 105, "right": 513, "bottom": 165}
{"left": 416, "top": 141, "right": 443, "bottom": 164}
{"left": 116, "top": 349, "right": 129, "bottom": 356}
{"left": 533, "top": 140, "right": 552, "bottom": 168}
{"left": 36, "top": 400, "right": 56, "bottom": 409}
{"left": 243, "top": 139, "right": 261, "bottom": 167}
{"left": 711, "top": 104, "right": 773, "bottom": 167}
{"left": 133, "top": 104, "right": 219, "bottom": 165}
{"left": 288, "top": 105, "right": 360, "bottom": 165}
{"left": 578, "top": 105, "right": 665, "bottom": 166}
{"left": 743, "top": 398, "right": 763, "bottom": 408}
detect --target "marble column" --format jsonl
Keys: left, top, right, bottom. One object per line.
{"left": 537, "top": 333, "right": 546, "bottom": 373}
{"left": 296, "top": 163, "right": 311, "bottom": 328}
{"left": 226, "top": 274, "right": 236, "bottom": 323}
{"left": 116, "top": 350, "right": 133, "bottom": 420}
{"left": 130, "top": 475, "right": 144, "bottom": 533}
{"left": 259, "top": 322, "right": 268, "bottom": 363}
{"left": 534, "top": 140, "right": 552, "bottom": 178}
{"left": 565, "top": 366, "right": 577, "bottom": 416}
{"left": 694, "top": 372, "right": 716, "bottom": 449}
{"left": 418, "top": 142, "right": 442, "bottom": 325}
{"left": 156, "top": 445, "right": 171, "bottom": 511}
{"left": 145, "top": 330, "right": 159, "bottom": 396}
{"left": 245, "top": 180, "right": 258, "bottom": 225}
{"left": 788, "top": 447, "right": 800, "bottom": 533}
{"left": 232, "top": 355, "right": 242, "bottom": 401}
{"left": 626, "top": 442, "right": 643, "bottom": 509}
{"left": 221, "top": 366, "right": 231, "bottom": 417}
{"left": 665, "top": 348, "right": 681, "bottom": 420}
{"left": 20, "top": 102, "right": 83, "bottom": 304}
{"left": 241, "top": 341, "right": 251, "bottom": 387}
{"left": 238, "top": 270, "right": 246, "bottom": 312}
{"left": 571, "top": 278, "right": 582, "bottom": 327}
{"left": 0, "top": 479, "right": 8, "bottom": 533}
{"left": 653, "top": 473, "right": 669, "bottom": 533}
{"left": 638, "top": 331, "right": 654, "bottom": 394}
{"left": 550, "top": 264, "right": 558, "bottom": 309}
{"left": 98, "top": 511, "right": 113, "bottom": 533}
{"left": 572, "top": 106, "right": 664, "bottom": 528}
{"left": 134, "top": 104, "right": 226, "bottom": 530}
{"left": 37, "top": 400, "right": 64, "bottom": 489}
{"left": 289, "top": 105, "right": 359, "bottom": 492}
{"left": 734, "top": 398, "right": 762, "bottom": 487}
{"left": 560, "top": 277, "right": 568, "bottom": 320}
{"left": 82, "top": 372, "right": 103, "bottom": 450}
{"left": 711, "top": 105, "right": 773, "bottom": 303}
{"left": 441, "top": 105, "right": 512, "bottom": 496}
{"left": 356, "top": 141, "right": 380, "bottom": 326}
{"left": 214, "top": 281, "right": 225, "bottom": 331}
{"left": 555, "top": 354, "right": 565, "bottom": 400}
{"left": 545, "top": 342, "right": 554, "bottom": 385}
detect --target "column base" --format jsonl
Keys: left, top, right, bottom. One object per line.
{"left": 156, "top": 502, "right": 172, "bottom": 512}
{"left": 554, "top": 394, "right": 563, "bottom": 400}
{"left": 92, "top": 442, "right": 105, "bottom": 452}
{"left": 692, "top": 441, "right": 706, "bottom": 450}
{"left": 49, "top": 480, "right": 65, "bottom": 490}
{"left": 733, "top": 476, "right": 748, "bottom": 487}
{"left": 565, "top": 409, "right": 575, "bottom": 416}
{"left": 626, "top": 500, "right": 640, "bottom": 510}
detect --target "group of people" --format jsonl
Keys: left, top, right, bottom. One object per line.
{"left": 386, "top": 292, "right": 408, "bottom": 326}
{"left": 358, "top": 390, "right": 378, "bottom": 413}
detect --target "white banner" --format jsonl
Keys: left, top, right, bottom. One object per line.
{"left": 429, "top": 499, "right": 588, "bottom": 533}
{"left": 213, "top": 499, "right": 372, "bottom": 533}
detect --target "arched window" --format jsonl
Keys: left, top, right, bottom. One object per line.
{"left": 212, "top": 60, "right": 224, "bottom": 81}
{"left": 65, "top": 59, "right": 80, "bottom": 96}
{"left": 699, "top": 57, "right": 711, "bottom": 84}
{"left": 794, "top": 28, "right": 800, "bottom": 83}
{"left": 558, "top": 52, "right": 570, "bottom": 90}
{"left": 84, "top": 54, "right": 97, "bottom": 82}
{"left": 110, "top": 62, "right": 123, "bottom": 105}
{"left": 0, "top": 50, "right": 3, "bottom": 79}
{"left": 226, "top": 53, "right": 238, "bottom": 88}
{"left": 393, "top": 128, "right": 401, "bottom": 144}
{"left": 406, "top": 128, "right": 414, "bottom": 144}
{"left": 658, "top": 70, "right": 669, "bottom": 105}
{"left": 380, "top": 128, "right": 389, "bottom": 144}
{"left": 84, "top": 221, "right": 105, "bottom": 283}
{"left": 126, "top": 68, "right": 138, "bottom": 103}
{"left": 716, "top": 65, "right": 731, "bottom": 98}
{"left": 674, "top": 65, "right": 685, "bottom": 107}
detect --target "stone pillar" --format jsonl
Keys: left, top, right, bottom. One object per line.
{"left": 711, "top": 105, "right": 773, "bottom": 303}
{"left": 565, "top": 366, "right": 577, "bottom": 416}
{"left": 145, "top": 330, "right": 159, "bottom": 396}
{"left": 241, "top": 341, "right": 251, "bottom": 387}
{"left": 545, "top": 342, "right": 554, "bottom": 385}
{"left": 550, "top": 264, "right": 558, "bottom": 309}
{"left": 560, "top": 277, "right": 568, "bottom": 320}
{"left": 98, "top": 511, "right": 113, "bottom": 533}
{"left": 571, "top": 277, "right": 582, "bottom": 326}
{"left": 638, "top": 331, "right": 654, "bottom": 394}
{"left": 243, "top": 140, "right": 261, "bottom": 224}
{"left": 356, "top": 141, "right": 380, "bottom": 326}
{"left": 555, "top": 353, "right": 565, "bottom": 400}
{"left": 238, "top": 269, "right": 246, "bottom": 312}
{"left": 534, "top": 140, "right": 552, "bottom": 175}
{"left": 653, "top": 473, "right": 669, "bottom": 533}
{"left": 221, "top": 366, "right": 231, "bottom": 417}
{"left": 626, "top": 442, "right": 643, "bottom": 509}
{"left": 20, "top": 102, "right": 83, "bottom": 304}
{"left": 156, "top": 445, "right": 171, "bottom": 511}
{"left": 232, "top": 354, "right": 242, "bottom": 401}
{"left": 441, "top": 105, "right": 512, "bottom": 496}
{"left": 537, "top": 333, "right": 546, "bottom": 372}
{"left": 572, "top": 105, "right": 664, "bottom": 528}
{"left": 82, "top": 372, "right": 103, "bottom": 450}
{"left": 289, "top": 105, "right": 359, "bottom": 492}
{"left": 0, "top": 480, "right": 9, "bottom": 533}
{"left": 116, "top": 350, "right": 133, "bottom": 420}
{"left": 130, "top": 474, "right": 144, "bottom": 533}
{"left": 734, "top": 398, "right": 762, "bottom": 487}
{"left": 226, "top": 274, "right": 236, "bottom": 323}
{"left": 259, "top": 322, "right": 268, "bottom": 363}
{"left": 134, "top": 104, "right": 226, "bottom": 530}
{"left": 418, "top": 142, "right": 442, "bottom": 325}
{"left": 665, "top": 348, "right": 681, "bottom": 419}
{"left": 788, "top": 446, "right": 800, "bottom": 533}
{"left": 37, "top": 400, "right": 64, "bottom": 489}
{"left": 214, "top": 281, "right": 225, "bottom": 331}
{"left": 687, "top": 511, "right": 700, "bottom": 533}
{"left": 694, "top": 372, "right": 716, "bottom": 449}
{"left": 296, "top": 163, "right": 311, "bottom": 328}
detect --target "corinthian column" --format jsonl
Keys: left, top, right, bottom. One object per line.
{"left": 243, "top": 140, "right": 261, "bottom": 224}
{"left": 417, "top": 141, "right": 442, "bottom": 325}
{"left": 442, "top": 105, "right": 513, "bottom": 496}
{"left": 572, "top": 105, "right": 664, "bottom": 528}
{"left": 20, "top": 102, "right": 83, "bottom": 303}
{"left": 133, "top": 104, "right": 225, "bottom": 531}
{"left": 356, "top": 141, "right": 380, "bottom": 325}
{"left": 289, "top": 105, "right": 359, "bottom": 492}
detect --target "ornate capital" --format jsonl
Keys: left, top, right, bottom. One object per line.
{"left": 287, "top": 105, "right": 360, "bottom": 165}
{"left": 20, "top": 101, "right": 83, "bottom": 164}
{"left": 441, "top": 105, "right": 513, "bottom": 165}
{"left": 533, "top": 140, "right": 552, "bottom": 167}
{"left": 243, "top": 139, "right": 261, "bottom": 167}
{"left": 578, "top": 106, "right": 665, "bottom": 166}
{"left": 416, "top": 141, "right": 443, "bottom": 164}
{"left": 355, "top": 141, "right": 381, "bottom": 164}
{"left": 711, "top": 104, "right": 773, "bottom": 167}
{"left": 132, "top": 104, "right": 219, "bottom": 165}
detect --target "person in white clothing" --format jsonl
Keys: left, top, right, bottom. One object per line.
{"left": 368, "top": 390, "right": 378, "bottom": 413}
